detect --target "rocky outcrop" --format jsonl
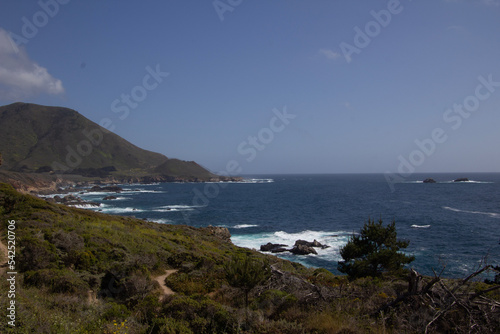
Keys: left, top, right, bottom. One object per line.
{"left": 204, "top": 226, "right": 232, "bottom": 243}
{"left": 89, "top": 185, "right": 123, "bottom": 193}
{"left": 454, "top": 178, "right": 469, "bottom": 182}
{"left": 295, "top": 239, "right": 330, "bottom": 249}
{"left": 260, "top": 243, "right": 289, "bottom": 252}
{"left": 290, "top": 244, "right": 317, "bottom": 255}
{"left": 50, "top": 194, "right": 100, "bottom": 207}
{"left": 103, "top": 196, "right": 117, "bottom": 200}
{"left": 423, "top": 178, "right": 436, "bottom": 183}
{"left": 261, "top": 239, "right": 329, "bottom": 256}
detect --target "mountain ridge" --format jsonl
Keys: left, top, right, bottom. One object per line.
{"left": 0, "top": 102, "right": 237, "bottom": 190}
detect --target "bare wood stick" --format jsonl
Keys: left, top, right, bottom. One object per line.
{"left": 469, "top": 284, "right": 500, "bottom": 301}
{"left": 424, "top": 301, "right": 456, "bottom": 334}
{"left": 452, "top": 265, "right": 492, "bottom": 294}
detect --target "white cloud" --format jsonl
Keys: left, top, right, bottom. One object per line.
{"left": 0, "top": 28, "right": 64, "bottom": 101}
{"left": 319, "top": 48, "right": 340, "bottom": 60}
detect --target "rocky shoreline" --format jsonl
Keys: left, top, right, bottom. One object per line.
{"left": 0, "top": 170, "right": 242, "bottom": 195}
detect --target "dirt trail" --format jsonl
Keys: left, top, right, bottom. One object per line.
{"left": 0, "top": 238, "right": 8, "bottom": 275}
{"left": 154, "top": 269, "right": 178, "bottom": 297}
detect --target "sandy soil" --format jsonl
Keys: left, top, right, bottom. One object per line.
{"left": 154, "top": 269, "right": 178, "bottom": 296}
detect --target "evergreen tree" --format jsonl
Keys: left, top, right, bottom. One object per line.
{"left": 338, "top": 218, "right": 415, "bottom": 279}
{"left": 225, "top": 253, "right": 271, "bottom": 312}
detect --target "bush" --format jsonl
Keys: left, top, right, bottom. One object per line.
{"left": 225, "top": 253, "right": 271, "bottom": 309}
{"left": 161, "top": 295, "right": 238, "bottom": 334}
{"left": 24, "top": 268, "right": 89, "bottom": 294}
{"left": 338, "top": 218, "right": 414, "bottom": 279}
{"left": 253, "top": 289, "right": 297, "bottom": 318}
{"left": 18, "top": 236, "right": 58, "bottom": 271}
{"left": 150, "top": 317, "right": 193, "bottom": 334}
{"left": 101, "top": 302, "right": 131, "bottom": 321}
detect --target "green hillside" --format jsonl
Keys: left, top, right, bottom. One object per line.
{"left": 0, "top": 103, "right": 229, "bottom": 185}
{"left": 0, "top": 102, "right": 168, "bottom": 172}
{"left": 153, "top": 159, "right": 215, "bottom": 179}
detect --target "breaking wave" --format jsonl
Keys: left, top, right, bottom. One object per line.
{"left": 154, "top": 204, "right": 204, "bottom": 212}
{"left": 231, "top": 230, "right": 349, "bottom": 262}
{"left": 232, "top": 224, "right": 259, "bottom": 229}
{"left": 443, "top": 206, "right": 500, "bottom": 218}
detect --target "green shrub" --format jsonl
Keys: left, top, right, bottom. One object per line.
{"left": 24, "top": 268, "right": 89, "bottom": 294}
{"left": 150, "top": 317, "right": 193, "bottom": 334}
{"left": 256, "top": 319, "right": 306, "bottom": 334}
{"left": 101, "top": 301, "right": 131, "bottom": 321}
{"left": 225, "top": 253, "right": 271, "bottom": 309}
{"left": 254, "top": 289, "right": 297, "bottom": 318}
{"left": 338, "top": 218, "right": 414, "bottom": 279}
{"left": 75, "top": 250, "right": 97, "bottom": 270}
{"left": 18, "top": 236, "right": 58, "bottom": 271}
{"left": 161, "top": 295, "right": 238, "bottom": 334}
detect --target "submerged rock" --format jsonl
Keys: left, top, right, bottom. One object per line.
{"left": 423, "top": 178, "right": 436, "bottom": 183}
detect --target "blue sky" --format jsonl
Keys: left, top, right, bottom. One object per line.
{"left": 0, "top": 0, "right": 499, "bottom": 175}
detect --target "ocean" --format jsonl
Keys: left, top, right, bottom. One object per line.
{"left": 62, "top": 173, "right": 500, "bottom": 278}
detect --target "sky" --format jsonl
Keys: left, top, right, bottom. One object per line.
{"left": 0, "top": 0, "right": 499, "bottom": 175}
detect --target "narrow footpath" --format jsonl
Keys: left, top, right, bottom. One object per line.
{"left": 154, "top": 269, "right": 178, "bottom": 297}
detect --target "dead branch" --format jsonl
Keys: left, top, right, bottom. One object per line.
{"left": 469, "top": 284, "right": 500, "bottom": 301}
{"left": 452, "top": 265, "right": 492, "bottom": 294}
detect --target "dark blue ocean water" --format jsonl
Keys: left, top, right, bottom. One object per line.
{"left": 66, "top": 173, "right": 500, "bottom": 278}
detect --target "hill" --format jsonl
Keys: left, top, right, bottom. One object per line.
{"left": 0, "top": 103, "right": 235, "bottom": 189}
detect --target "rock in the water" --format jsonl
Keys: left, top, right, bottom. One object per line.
{"left": 53, "top": 194, "right": 100, "bottom": 207}
{"left": 454, "top": 178, "right": 469, "bottom": 182}
{"left": 260, "top": 243, "right": 288, "bottom": 252}
{"left": 295, "top": 239, "right": 329, "bottom": 249}
{"left": 423, "top": 178, "right": 436, "bottom": 183}
{"left": 271, "top": 247, "right": 289, "bottom": 253}
{"left": 290, "top": 244, "right": 317, "bottom": 255}
{"left": 103, "top": 196, "right": 117, "bottom": 200}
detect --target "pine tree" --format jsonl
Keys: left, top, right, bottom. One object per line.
{"left": 338, "top": 218, "right": 415, "bottom": 279}
{"left": 225, "top": 253, "right": 271, "bottom": 317}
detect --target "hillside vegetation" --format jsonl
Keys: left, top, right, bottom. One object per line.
{"left": 0, "top": 184, "right": 499, "bottom": 333}
{"left": 0, "top": 103, "right": 233, "bottom": 188}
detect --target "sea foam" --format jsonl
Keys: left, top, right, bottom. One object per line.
{"left": 443, "top": 206, "right": 500, "bottom": 218}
